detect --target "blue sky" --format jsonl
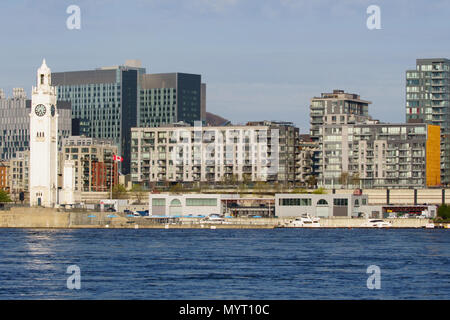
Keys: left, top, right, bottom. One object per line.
{"left": 1, "top": 0, "right": 450, "bottom": 132}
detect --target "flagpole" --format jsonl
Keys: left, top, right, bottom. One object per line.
{"left": 110, "top": 155, "right": 113, "bottom": 200}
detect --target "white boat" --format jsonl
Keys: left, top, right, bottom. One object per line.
{"left": 285, "top": 214, "right": 321, "bottom": 228}
{"left": 200, "top": 214, "right": 229, "bottom": 224}
{"left": 361, "top": 219, "right": 392, "bottom": 228}
{"left": 425, "top": 223, "right": 435, "bottom": 229}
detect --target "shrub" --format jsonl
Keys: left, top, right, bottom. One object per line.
{"left": 0, "top": 190, "right": 11, "bottom": 203}
{"left": 312, "top": 187, "right": 326, "bottom": 194}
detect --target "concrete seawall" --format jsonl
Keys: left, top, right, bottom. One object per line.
{"left": 0, "top": 207, "right": 70, "bottom": 228}
{"left": 0, "top": 208, "right": 442, "bottom": 229}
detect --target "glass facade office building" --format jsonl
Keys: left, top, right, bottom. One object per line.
{"left": 53, "top": 66, "right": 142, "bottom": 175}
{"left": 139, "top": 73, "right": 202, "bottom": 128}
{"left": 52, "top": 62, "right": 204, "bottom": 174}
{"left": 0, "top": 88, "right": 72, "bottom": 160}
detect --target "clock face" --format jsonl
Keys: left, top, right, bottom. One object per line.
{"left": 51, "top": 105, "right": 55, "bottom": 117}
{"left": 35, "top": 104, "right": 46, "bottom": 117}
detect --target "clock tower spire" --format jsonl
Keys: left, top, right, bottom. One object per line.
{"left": 29, "top": 59, "right": 59, "bottom": 207}
{"left": 36, "top": 58, "right": 51, "bottom": 91}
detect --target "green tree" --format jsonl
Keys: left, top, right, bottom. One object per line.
{"left": 169, "top": 183, "right": 183, "bottom": 193}
{"left": 306, "top": 175, "right": 317, "bottom": 189}
{"left": 339, "top": 172, "right": 349, "bottom": 188}
{"left": 131, "top": 184, "right": 144, "bottom": 204}
{"left": 0, "top": 190, "right": 11, "bottom": 203}
{"left": 438, "top": 204, "right": 450, "bottom": 220}
{"left": 350, "top": 173, "right": 360, "bottom": 188}
{"left": 254, "top": 181, "right": 266, "bottom": 193}
{"left": 112, "top": 184, "right": 127, "bottom": 199}
{"left": 238, "top": 182, "right": 248, "bottom": 195}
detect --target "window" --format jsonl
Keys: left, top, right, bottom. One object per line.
{"left": 152, "top": 198, "right": 165, "bottom": 206}
{"left": 333, "top": 198, "right": 348, "bottom": 206}
{"left": 280, "top": 198, "right": 311, "bottom": 206}
{"left": 317, "top": 199, "right": 328, "bottom": 205}
{"left": 170, "top": 199, "right": 182, "bottom": 207}
{"left": 186, "top": 198, "right": 217, "bottom": 206}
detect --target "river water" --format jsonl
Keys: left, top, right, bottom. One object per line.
{"left": 0, "top": 228, "right": 448, "bottom": 299}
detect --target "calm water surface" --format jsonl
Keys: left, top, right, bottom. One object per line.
{"left": 0, "top": 228, "right": 448, "bottom": 299}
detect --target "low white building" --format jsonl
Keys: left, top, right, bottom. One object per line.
{"left": 100, "top": 199, "right": 128, "bottom": 211}
{"left": 149, "top": 194, "right": 224, "bottom": 217}
{"left": 275, "top": 193, "right": 370, "bottom": 218}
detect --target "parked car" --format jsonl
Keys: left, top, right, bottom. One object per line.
{"left": 106, "top": 207, "right": 116, "bottom": 212}
{"left": 132, "top": 211, "right": 141, "bottom": 217}
{"left": 418, "top": 210, "right": 430, "bottom": 219}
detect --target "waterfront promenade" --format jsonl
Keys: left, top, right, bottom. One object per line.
{"left": 0, "top": 207, "right": 442, "bottom": 229}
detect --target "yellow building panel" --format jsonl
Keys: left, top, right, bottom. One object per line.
{"left": 426, "top": 125, "right": 441, "bottom": 186}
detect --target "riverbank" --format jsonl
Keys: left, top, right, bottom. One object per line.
{"left": 0, "top": 207, "right": 447, "bottom": 229}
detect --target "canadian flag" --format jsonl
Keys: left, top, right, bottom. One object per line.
{"left": 113, "top": 154, "right": 123, "bottom": 162}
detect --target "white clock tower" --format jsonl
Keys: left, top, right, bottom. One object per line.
{"left": 29, "top": 59, "right": 59, "bottom": 207}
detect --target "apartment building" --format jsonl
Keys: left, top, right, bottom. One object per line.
{"left": 406, "top": 58, "right": 450, "bottom": 185}
{"left": 8, "top": 150, "right": 29, "bottom": 197}
{"left": 0, "top": 161, "right": 9, "bottom": 192}
{"left": 296, "top": 134, "right": 318, "bottom": 186}
{"left": 318, "top": 121, "right": 441, "bottom": 188}
{"left": 61, "top": 136, "right": 119, "bottom": 192}
{"left": 310, "top": 89, "right": 371, "bottom": 141}
{"left": 130, "top": 121, "right": 299, "bottom": 187}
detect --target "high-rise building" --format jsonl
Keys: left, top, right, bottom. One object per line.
{"left": 310, "top": 90, "right": 371, "bottom": 141}
{"left": 0, "top": 88, "right": 71, "bottom": 160}
{"left": 406, "top": 58, "right": 450, "bottom": 185}
{"left": 318, "top": 121, "right": 440, "bottom": 188}
{"left": 309, "top": 90, "right": 372, "bottom": 181}
{"left": 52, "top": 62, "right": 144, "bottom": 175}
{"left": 310, "top": 89, "right": 441, "bottom": 188}
{"left": 52, "top": 60, "right": 205, "bottom": 174}
{"left": 139, "top": 73, "right": 203, "bottom": 127}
